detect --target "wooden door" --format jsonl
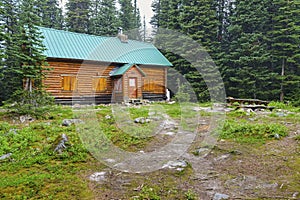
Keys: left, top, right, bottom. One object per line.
{"left": 128, "top": 77, "right": 138, "bottom": 99}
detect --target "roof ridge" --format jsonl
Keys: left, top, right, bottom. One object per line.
{"left": 38, "top": 26, "right": 155, "bottom": 46}
{"left": 38, "top": 26, "right": 112, "bottom": 39}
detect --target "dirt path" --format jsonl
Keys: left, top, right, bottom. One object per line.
{"left": 86, "top": 113, "right": 300, "bottom": 199}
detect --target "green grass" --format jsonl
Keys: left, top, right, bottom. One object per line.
{"left": 220, "top": 119, "right": 288, "bottom": 144}
{"left": 0, "top": 102, "right": 298, "bottom": 199}
{"left": 0, "top": 106, "right": 96, "bottom": 199}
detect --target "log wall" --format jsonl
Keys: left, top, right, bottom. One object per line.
{"left": 44, "top": 59, "right": 115, "bottom": 99}
{"left": 43, "top": 59, "right": 168, "bottom": 103}
{"left": 140, "top": 65, "right": 167, "bottom": 94}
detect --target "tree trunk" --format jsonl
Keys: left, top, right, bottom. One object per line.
{"left": 280, "top": 58, "right": 285, "bottom": 102}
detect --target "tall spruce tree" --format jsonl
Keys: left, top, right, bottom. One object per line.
{"left": 118, "top": 0, "right": 141, "bottom": 39}
{"left": 18, "top": 0, "right": 48, "bottom": 92}
{"left": 221, "top": 0, "right": 276, "bottom": 100}
{"left": 0, "top": 1, "right": 5, "bottom": 68}
{"left": 179, "top": 0, "right": 221, "bottom": 101}
{"left": 269, "top": 0, "right": 300, "bottom": 102}
{"left": 66, "top": 0, "right": 91, "bottom": 33}
{"left": 0, "top": 0, "right": 23, "bottom": 103}
{"left": 89, "top": 0, "right": 120, "bottom": 36}
{"left": 151, "top": 0, "right": 223, "bottom": 102}
{"left": 36, "top": 0, "right": 64, "bottom": 29}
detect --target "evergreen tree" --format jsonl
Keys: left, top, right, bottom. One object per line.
{"left": 66, "top": 0, "right": 91, "bottom": 33}
{"left": 179, "top": 0, "right": 221, "bottom": 101}
{"left": 18, "top": 0, "right": 48, "bottom": 92}
{"left": 221, "top": 0, "right": 276, "bottom": 100}
{"left": 269, "top": 0, "right": 300, "bottom": 102}
{"left": 36, "top": 0, "right": 64, "bottom": 29}
{"left": 89, "top": 0, "right": 120, "bottom": 36}
{"left": 0, "top": 0, "right": 23, "bottom": 103}
{"left": 118, "top": 0, "right": 141, "bottom": 39}
{"left": 0, "top": 1, "right": 5, "bottom": 68}
{"left": 118, "top": 0, "right": 135, "bottom": 30}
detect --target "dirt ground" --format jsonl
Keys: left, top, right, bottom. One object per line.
{"left": 85, "top": 114, "right": 300, "bottom": 200}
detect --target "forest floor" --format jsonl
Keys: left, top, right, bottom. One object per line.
{"left": 0, "top": 103, "right": 299, "bottom": 199}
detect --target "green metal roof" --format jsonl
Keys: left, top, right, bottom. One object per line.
{"left": 110, "top": 63, "right": 146, "bottom": 77}
{"left": 39, "top": 27, "right": 172, "bottom": 66}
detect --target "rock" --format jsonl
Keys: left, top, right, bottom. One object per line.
{"left": 214, "top": 154, "right": 230, "bottom": 161}
{"left": 163, "top": 120, "right": 177, "bottom": 130}
{"left": 62, "top": 119, "right": 83, "bottom": 126}
{"left": 89, "top": 172, "right": 106, "bottom": 182}
{"left": 213, "top": 193, "right": 229, "bottom": 200}
{"left": 105, "top": 158, "right": 116, "bottom": 163}
{"left": 161, "top": 131, "right": 175, "bottom": 136}
{"left": 292, "top": 192, "right": 299, "bottom": 198}
{"left": 105, "top": 115, "right": 111, "bottom": 119}
{"left": 274, "top": 133, "right": 280, "bottom": 139}
{"left": 229, "top": 150, "right": 242, "bottom": 155}
{"left": 276, "top": 112, "right": 287, "bottom": 117}
{"left": 0, "top": 153, "right": 12, "bottom": 160}
{"left": 162, "top": 160, "right": 188, "bottom": 171}
{"left": 8, "top": 129, "right": 18, "bottom": 135}
{"left": 20, "top": 116, "right": 26, "bottom": 123}
{"left": 53, "top": 134, "right": 69, "bottom": 153}
{"left": 193, "top": 107, "right": 202, "bottom": 112}
{"left": 20, "top": 115, "right": 34, "bottom": 123}
{"left": 194, "top": 148, "right": 210, "bottom": 156}
{"left": 134, "top": 117, "right": 150, "bottom": 124}
{"left": 44, "top": 122, "right": 51, "bottom": 126}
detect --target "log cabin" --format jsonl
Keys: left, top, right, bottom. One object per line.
{"left": 40, "top": 27, "right": 172, "bottom": 104}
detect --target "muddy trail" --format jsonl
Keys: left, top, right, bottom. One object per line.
{"left": 86, "top": 113, "right": 300, "bottom": 200}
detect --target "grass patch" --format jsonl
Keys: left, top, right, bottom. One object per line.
{"left": 220, "top": 120, "right": 288, "bottom": 144}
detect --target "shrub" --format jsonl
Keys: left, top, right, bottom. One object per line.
{"left": 4, "top": 89, "right": 54, "bottom": 118}
{"left": 220, "top": 120, "right": 288, "bottom": 144}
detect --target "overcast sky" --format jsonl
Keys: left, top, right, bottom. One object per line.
{"left": 137, "top": 0, "right": 153, "bottom": 27}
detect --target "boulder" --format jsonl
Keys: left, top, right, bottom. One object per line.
{"left": 62, "top": 119, "right": 83, "bottom": 126}
{"left": 53, "top": 134, "right": 69, "bottom": 154}
{"left": 213, "top": 193, "right": 229, "bottom": 200}
{"left": 134, "top": 117, "right": 151, "bottom": 124}
{"left": 162, "top": 160, "right": 188, "bottom": 171}
{"left": 0, "top": 153, "right": 12, "bottom": 160}
{"left": 89, "top": 172, "right": 106, "bottom": 182}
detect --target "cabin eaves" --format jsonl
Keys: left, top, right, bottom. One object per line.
{"left": 39, "top": 27, "right": 172, "bottom": 67}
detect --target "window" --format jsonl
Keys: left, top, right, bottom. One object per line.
{"left": 92, "top": 77, "right": 107, "bottom": 92}
{"left": 62, "top": 75, "right": 77, "bottom": 91}
{"left": 114, "top": 78, "right": 122, "bottom": 92}
{"left": 143, "top": 78, "right": 165, "bottom": 93}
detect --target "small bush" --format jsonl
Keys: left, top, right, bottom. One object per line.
{"left": 4, "top": 89, "right": 54, "bottom": 118}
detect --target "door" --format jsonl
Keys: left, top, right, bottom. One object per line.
{"left": 128, "top": 77, "right": 138, "bottom": 98}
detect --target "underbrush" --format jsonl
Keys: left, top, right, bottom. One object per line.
{"left": 0, "top": 102, "right": 298, "bottom": 199}
{"left": 0, "top": 106, "right": 94, "bottom": 199}
{"left": 220, "top": 120, "right": 288, "bottom": 144}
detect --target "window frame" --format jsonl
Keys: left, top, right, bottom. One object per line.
{"left": 61, "top": 75, "right": 78, "bottom": 92}
{"left": 92, "top": 76, "right": 108, "bottom": 92}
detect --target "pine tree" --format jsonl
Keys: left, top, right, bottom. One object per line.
{"left": 221, "top": 0, "right": 276, "bottom": 100}
{"left": 179, "top": 0, "right": 221, "bottom": 101}
{"left": 269, "top": 0, "right": 300, "bottom": 102}
{"left": 18, "top": 0, "right": 48, "bottom": 92}
{"left": 89, "top": 0, "right": 120, "bottom": 36}
{"left": 36, "top": 0, "right": 64, "bottom": 29}
{"left": 0, "top": 1, "right": 5, "bottom": 68}
{"left": 0, "top": 1, "right": 5, "bottom": 95}
{"left": 118, "top": 0, "right": 141, "bottom": 38}
{"left": 66, "top": 0, "right": 91, "bottom": 33}
{"left": 0, "top": 0, "right": 23, "bottom": 103}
